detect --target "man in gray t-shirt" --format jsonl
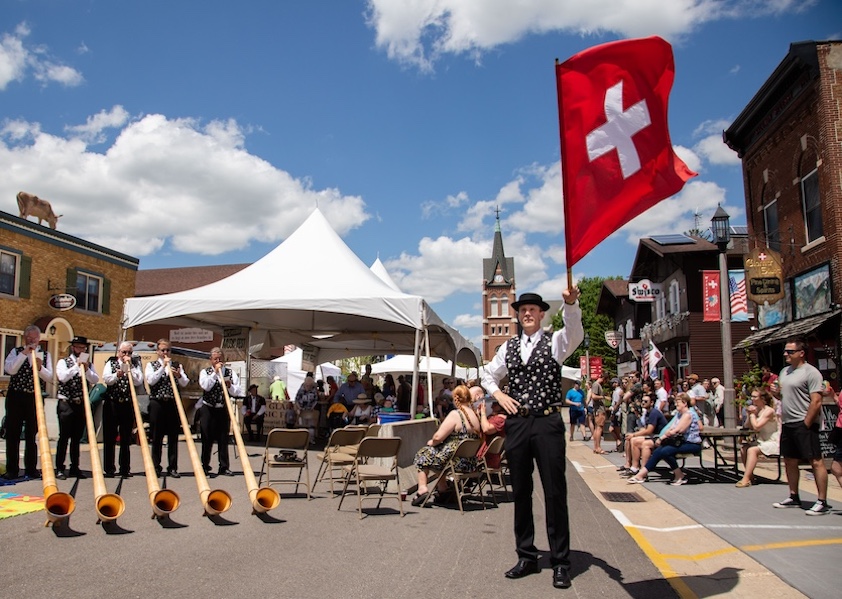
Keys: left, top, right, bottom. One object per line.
{"left": 772, "top": 337, "right": 831, "bottom": 516}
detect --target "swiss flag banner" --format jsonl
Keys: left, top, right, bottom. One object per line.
{"left": 556, "top": 36, "right": 697, "bottom": 267}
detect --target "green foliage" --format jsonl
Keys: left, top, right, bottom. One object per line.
{"left": 734, "top": 348, "right": 763, "bottom": 404}
{"left": 552, "top": 276, "right": 623, "bottom": 378}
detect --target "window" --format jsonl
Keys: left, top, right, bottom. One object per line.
{"left": 762, "top": 199, "right": 780, "bottom": 251}
{"left": 500, "top": 296, "right": 508, "bottom": 316}
{"left": 668, "top": 280, "right": 680, "bottom": 314}
{"left": 76, "top": 271, "right": 103, "bottom": 312}
{"left": 1, "top": 331, "right": 21, "bottom": 365}
{"left": 801, "top": 169, "right": 822, "bottom": 243}
{"left": 0, "top": 251, "right": 17, "bottom": 296}
{"left": 489, "top": 297, "right": 498, "bottom": 318}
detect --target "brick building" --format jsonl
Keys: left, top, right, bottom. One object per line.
{"left": 1, "top": 210, "right": 139, "bottom": 394}
{"left": 724, "top": 40, "right": 841, "bottom": 385}
{"left": 481, "top": 212, "right": 517, "bottom": 361}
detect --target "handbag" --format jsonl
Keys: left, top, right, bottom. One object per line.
{"left": 664, "top": 434, "right": 685, "bottom": 447}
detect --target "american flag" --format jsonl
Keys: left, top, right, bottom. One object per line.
{"left": 729, "top": 270, "right": 748, "bottom": 322}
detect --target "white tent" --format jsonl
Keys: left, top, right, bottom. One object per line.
{"left": 369, "top": 354, "right": 477, "bottom": 380}
{"left": 273, "top": 348, "right": 341, "bottom": 400}
{"left": 122, "top": 209, "right": 481, "bottom": 411}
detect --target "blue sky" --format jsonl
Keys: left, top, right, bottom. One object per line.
{"left": 2, "top": 1, "right": 840, "bottom": 347}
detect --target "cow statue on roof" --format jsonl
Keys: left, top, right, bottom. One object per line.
{"left": 16, "top": 191, "right": 62, "bottom": 229}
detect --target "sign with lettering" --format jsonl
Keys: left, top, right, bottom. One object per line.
{"left": 169, "top": 328, "right": 214, "bottom": 343}
{"left": 579, "top": 356, "right": 603, "bottom": 380}
{"left": 48, "top": 293, "right": 77, "bottom": 311}
{"left": 744, "top": 247, "right": 785, "bottom": 304}
{"left": 628, "top": 279, "right": 663, "bottom": 303}
{"left": 604, "top": 331, "right": 622, "bottom": 349}
{"left": 221, "top": 327, "right": 248, "bottom": 362}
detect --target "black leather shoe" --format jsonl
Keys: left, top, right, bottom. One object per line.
{"left": 505, "top": 559, "right": 539, "bottom": 579}
{"left": 552, "top": 566, "right": 572, "bottom": 589}
{"left": 56, "top": 470, "right": 67, "bottom": 480}
{"left": 104, "top": 471, "right": 116, "bottom": 478}
{"left": 120, "top": 471, "right": 134, "bottom": 478}
{"left": 167, "top": 469, "right": 181, "bottom": 479}
{"left": 69, "top": 469, "right": 86, "bottom": 479}
{"left": 219, "top": 469, "right": 235, "bottom": 477}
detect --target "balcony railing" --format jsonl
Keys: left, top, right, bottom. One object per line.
{"left": 641, "top": 311, "right": 691, "bottom": 344}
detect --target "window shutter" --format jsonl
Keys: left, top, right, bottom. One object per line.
{"left": 19, "top": 255, "right": 32, "bottom": 299}
{"left": 102, "top": 277, "right": 111, "bottom": 315}
{"left": 66, "top": 267, "right": 77, "bottom": 299}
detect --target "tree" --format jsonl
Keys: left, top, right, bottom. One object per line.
{"left": 552, "top": 276, "right": 622, "bottom": 378}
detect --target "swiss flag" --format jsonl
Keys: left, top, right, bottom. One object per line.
{"left": 556, "top": 36, "right": 697, "bottom": 267}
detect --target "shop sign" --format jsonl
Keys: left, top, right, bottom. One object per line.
{"left": 628, "top": 279, "right": 663, "bottom": 302}
{"left": 49, "top": 293, "right": 77, "bottom": 311}
{"left": 744, "top": 247, "right": 785, "bottom": 304}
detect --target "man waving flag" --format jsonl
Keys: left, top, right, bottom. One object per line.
{"left": 556, "top": 36, "right": 696, "bottom": 267}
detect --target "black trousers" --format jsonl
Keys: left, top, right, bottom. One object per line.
{"left": 243, "top": 412, "right": 264, "bottom": 440}
{"left": 149, "top": 398, "right": 180, "bottom": 473}
{"left": 4, "top": 390, "right": 37, "bottom": 477}
{"left": 504, "top": 413, "right": 570, "bottom": 568}
{"left": 199, "top": 405, "right": 230, "bottom": 471}
{"left": 56, "top": 399, "right": 85, "bottom": 472}
{"left": 103, "top": 400, "right": 134, "bottom": 475}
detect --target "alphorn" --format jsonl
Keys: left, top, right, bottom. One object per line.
{"left": 167, "top": 366, "right": 232, "bottom": 516}
{"left": 125, "top": 359, "right": 179, "bottom": 519}
{"left": 219, "top": 373, "right": 280, "bottom": 514}
{"left": 79, "top": 363, "right": 125, "bottom": 523}
{"left": 31, "top": 351, "right": 75, "bottom": 526}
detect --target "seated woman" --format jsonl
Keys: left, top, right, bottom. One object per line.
{"left": 627, "top": 393, "right": 702, "bottom": 486}
{"left": 411, "top": 384, "right": 481, "bottom": 506}
{"left": 348, "top": 394, "right": 373, "bottom": 425}
{"left": 735, "top": 388, "right": 779, "bottom": 487}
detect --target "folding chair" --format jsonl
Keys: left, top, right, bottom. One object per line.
{"left": 258, "top": 428, "right": 312, "bottom": 499}
{"left": 419, "top": 437, "right": 485, "bottom": 514}
{"left": 311, "top": 427, "right": 367, "bottom": 495}
{"left": 337, "top": 437, "right": 403, "bottom": 519}
{"left": 338, "top": 423, "right": 382, "bottom": 457}
{"left": 480, "top": 435, "right": 508, "bottom": 503}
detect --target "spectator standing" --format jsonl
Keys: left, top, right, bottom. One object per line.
{"left": 771, "top": 338, "right": 832, "bottom": 515}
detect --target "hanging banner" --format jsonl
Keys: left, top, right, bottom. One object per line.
{"left": 729, "top": 269, "right": 749, "bottom": 322}
{"left": 744, "top": 247, "right": 785, "bottom": 304}
{"left": 703, "top": 270, "right": 720, "bottom": 322}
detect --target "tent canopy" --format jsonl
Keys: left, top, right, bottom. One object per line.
{"left": 369, "top": 354, "right": 477, "bottom": 380}
{"left": 122, "top": 209, "right": 480, "bottom": 367}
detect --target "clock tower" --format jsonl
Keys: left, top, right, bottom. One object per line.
{"left": 482, "top": 209, "right": 516, "bottom": 362}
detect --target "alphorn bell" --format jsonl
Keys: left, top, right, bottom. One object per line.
{"left": 167, "top": 366, "right": 232, "bottom": 517}
{"left": 125, "top": 359, "right": 179, "bottom": 519}
{"left": 79, "top": 362, "right": 126, "bottom": 523}
{"left": 219, "top": 372, "right": 280, "bottom": 514}
{"left": 30, "top": 350, "right": 75, "bottom": 526}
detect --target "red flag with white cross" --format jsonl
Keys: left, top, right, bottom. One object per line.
{"left": 556, "top": 36, "right": 697, "bottom": 267}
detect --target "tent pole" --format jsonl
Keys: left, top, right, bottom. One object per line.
{"left": 409, "top": 328, "right": 421, "bottom": 416}
{"left": 424, "top": 328, "right": 433, "bottom": 415}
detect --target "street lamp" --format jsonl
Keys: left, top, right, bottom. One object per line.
{"left": 711, "top": 204, "right": 735, "bottom": 429}
{"left": 583, "top": 332, "right": 590, "bottom": 382}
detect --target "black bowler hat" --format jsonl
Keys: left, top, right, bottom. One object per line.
{"left": 69, "top": 336, "right": 88, "bottom": 346}
{"left": 511, "top": 292, "right": 550, "bottom": 312}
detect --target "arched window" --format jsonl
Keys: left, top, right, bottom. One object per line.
{"left": 801, "top": 167, "right": 822, "bottom": 243}
{"left": 669, "top": 280, "right": 680, "bottom": 314}
{"left": 489, "top": 297, "right": 499, "bottom": 318}
{"left": 501, "top": 296, "right": 509, "bottom": 317}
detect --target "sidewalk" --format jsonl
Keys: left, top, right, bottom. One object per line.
{"left": 568, "top": 438, "right": 842, "bottom": 599}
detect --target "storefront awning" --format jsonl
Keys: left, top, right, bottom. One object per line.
{"left": 734, "top": 309, "right": 841, "bottom": 350}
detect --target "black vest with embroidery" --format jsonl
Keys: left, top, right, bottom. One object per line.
{"left": 149, "top": 360, "right": 177, "bottom": 400}
{"left": 202, "top": 367, "right": 230, "bottom": 406}
{"left": 57, "top": 356, "right": 84, "bottom": 399}
{"left": 504, "top": 335, "right": 562, "bottom": 411}
{"left": 106, "top": 356, "right": 140, "bottom": 402}
{"left": 8, "top": 347, "right": 48, "bottom": 394}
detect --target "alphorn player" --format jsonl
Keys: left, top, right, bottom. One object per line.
{"left": 198, "top": 347, "right": 241, "bottom": 477}
{"left": 145, "top": 339, "right": 189, "bottom": 478}
{"left": 2, "top": 324, "right": 53, "bottom": 481}
{"left": 55, "top": 335, "right": 99, "bottom": 480}
{"left": 102, "top": 341, "right": 143, "bottom": 478}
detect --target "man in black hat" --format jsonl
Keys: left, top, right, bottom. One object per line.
{"left": 55, "top": 335, "right": 99, "bottom": 479}
{"left": 481, "top": 288, "right": 583, "bottom": 590}
{"left": 242, "top": 383, "right": 266, "bottom": 441}
{"left": 3, "top": 324, "right": 53, "bottom": 481}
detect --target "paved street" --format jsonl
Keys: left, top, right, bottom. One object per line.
{"left": 0, "top": 437, "right": 839, "bottom": 598}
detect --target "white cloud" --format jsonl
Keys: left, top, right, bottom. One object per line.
{"left": 453, "top": 312, "right": 482, "bottom": 329}
{"left": 0, "top": 112, "right": 367, "bottom": 255}
{"left": 365, "top": 0, "right": 809, "bottom": 70}
{"left": 65, "top": 106, "right": 131, "bottom": 144}
{"left": 0, "top": 23, "right": 83, "bottom": 90}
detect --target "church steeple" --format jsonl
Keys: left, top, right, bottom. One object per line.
{"left": 482, "top": 207, "right": 516, "bottom": 362}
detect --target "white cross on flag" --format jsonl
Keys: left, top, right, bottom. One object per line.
{"left": 556, "top": 36, "right": 697, "bottom": 267}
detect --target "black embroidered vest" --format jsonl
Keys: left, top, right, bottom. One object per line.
{"left": 106, "top": 356, "right": 140, "bottom": 402}
{"left": 202, "top": 367, "right": 230, "bottom": 406}
{"left": 504, "top": 335, "right": 562, "bottom": 411}
{"left": 149, "top": 360, "right": 176, "bottom": 400}
{"left": 57, "top": 356, "right": 84, "bottom": 399}
{"left": 8, "top": 347, "right": 46, "bottom": 394}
